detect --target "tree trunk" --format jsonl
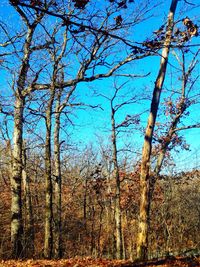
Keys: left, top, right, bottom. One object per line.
{"left": 115, "top": 179, "right": 123, "bottom": 259}
{"left": 137, "top": 0, "right": 178, "bottom": 260}
{"left": 44, "top": 90, "right": 54, "bottom": 259}
{"left": 91, "top": 205, "right": 96, "bottom": 256}
{"left": 97, "top": 203, "right": 103, "bottom": 258}
{"left": 83, "top": 178, "right": 88, "bottom": 223}
{"left": 111, "top": 107, "right": 123, "bottom": 260}
{"left": 11, "top": 97, "right": 24, "bottom": 258}
{"left": 22, "top": 143, "right": 34, "bottom": 257}
{"left": 54, "top": 92, "right": 62, "bottom": 259}
{"left": 10, "top": 21, "right": 36, "bottom": 258}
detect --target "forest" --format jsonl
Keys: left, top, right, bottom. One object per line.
{"left": 0, "top": 0, "right": 200, "bottom": 266}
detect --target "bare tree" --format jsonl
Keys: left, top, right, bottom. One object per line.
{"left": 148, "top": 49, "right": 200, "bottom": 213}
{"left": 53, "top": 87, "right": 63, "bottom": 259}
{"left": 155, "top": 49, "right": 200, "bottom": 173}
{"left": 6, "top": 0, "right": 183, "bottom": 260}
{"left": 137, "top": 0, "right": 178, "bottom": 260}
{"left": 43, "top": 25, "right": 68, "bottom": 258}
{"left": 9, "top": 5, "right": 45, "bottom": 257}
{"left": 98, "top": 80, "right": 143, "bottom": 259}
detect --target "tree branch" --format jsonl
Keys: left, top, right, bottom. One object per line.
{"left": 173, "top": 123, "right": 200, "bottom": 132}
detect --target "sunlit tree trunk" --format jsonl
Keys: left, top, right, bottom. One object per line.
{"left": 137, "top": 0, "right": 178, "bottom": 260}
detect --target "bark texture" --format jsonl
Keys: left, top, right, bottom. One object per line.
{"left": 11, "top": 25, "right": 35, "bottom": 258}
{"left": 54, "top": 90, "right": 62, "bottom": 259}
{"left": 11, "top": 97, "right": 25, "bottom": 258}
{"left": 137, "top": 0, "right": 178, "bottom": 261}
{"left": 22, "top": 143, "right": 34, "bottom": 256}
{"left": 111, "top": 106, "right": 123, "bottom": 260}
{"left": 44, "top": 89, "right": 55, "bottom": 259}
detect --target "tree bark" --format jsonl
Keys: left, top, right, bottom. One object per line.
{"left": 22, "top": 142, "right": 34, "bottom": 257}
{"left": 11, "top": 97, "right": 25, "bottom": 258}
{"left": 54, "top": 91, "right": 62, "bottom": 259}
{"left": 44, "top": 89, "right": 55, "bottom": 259}
{"left": 137, "top": 0, "right": 178, "bottom": 261}
{"left": 111, "top": 107, "right": 123, "bottom": 260}
{"left": 11, "top": 25, "right": 35, "bottom": 258}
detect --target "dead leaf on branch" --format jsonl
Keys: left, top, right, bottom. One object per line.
{"left": 72, "top": 0, "right": 90, "bottom": 9}
{"left": 114, "top": 15, "right": 123, "bottom": 26}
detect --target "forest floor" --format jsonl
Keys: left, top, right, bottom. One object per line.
{"left": 0, "top": 256, "right": 200, "bottom": 267}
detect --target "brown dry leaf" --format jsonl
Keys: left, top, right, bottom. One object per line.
{"left": 0, "top": 257, "right": 200, "bottom": 267}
